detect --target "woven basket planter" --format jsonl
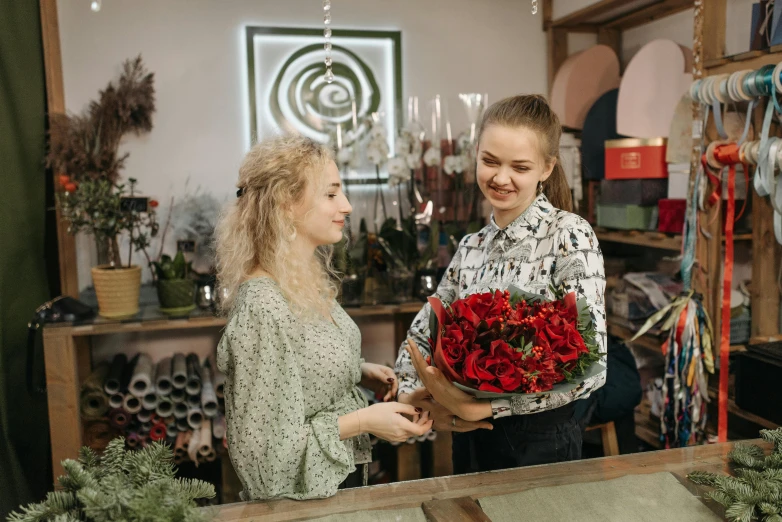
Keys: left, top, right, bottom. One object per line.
{"left": 91, "top": 265, "right": 142, "bottom": 318}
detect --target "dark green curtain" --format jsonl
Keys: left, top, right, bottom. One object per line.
{"left": 0, "top": 0, "right": 54, "bottom": 516}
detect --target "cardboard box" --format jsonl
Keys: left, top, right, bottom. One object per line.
{"left": 605, "top": 137, "right": 668, "bottom": 180}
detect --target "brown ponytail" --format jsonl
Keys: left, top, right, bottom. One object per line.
{"left": 477, "top": 94, "right": 572, "bottom": 212}
{"left": 543, "top": 159, "right": 573, "bottom": 212}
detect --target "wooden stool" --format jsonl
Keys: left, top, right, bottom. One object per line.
{"left": 585, "top": 421, "right": 620, "bottom": 456}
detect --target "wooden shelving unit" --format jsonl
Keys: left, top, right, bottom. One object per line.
{"left": 545, "top": 0, "right": 781, "bottom": 451}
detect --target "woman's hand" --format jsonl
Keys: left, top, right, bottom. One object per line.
{"left": 400, "top": 388, "right": 494, "bottom": 432}
{"left": 405, "top": 339, "right": 493, "bottom": 422}
{"left": 360, "top": 362, "right": 398, "bottom": 402}
{"left": 360, "top": 402, "right": 433, "bottom": 442}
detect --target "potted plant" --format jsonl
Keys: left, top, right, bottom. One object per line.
{"left": 58, "top": 176, "right": 159, "bottom": 318}
{"left": 152, "top": 250, "right": 196, "bottom": 315}
{"left": 47, "top": 55, "right": 156, "bottom": 317}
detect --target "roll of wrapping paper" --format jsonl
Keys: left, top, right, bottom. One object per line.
{"left": 173, "top": 401, "right": 188, "bottom": 419}
{"left": 185, "top": 354, "right": 202, "bottom": 395}
{"left": 213, "top": 370, "right": 225, "bottom": 399}
{"left": 155, "top": 357, "right": 173, "bottom": 396}
{"left": 104, "top": 353, "right": 127, "bottom": 395}
{"left": 176, "top": 417, "right": 190, "bottom": 432}
{"left": 188, "top": 428, "right": 201, "bottom": 464}
{"left": 140, "top": 421, "right": 152, "bottom": 434}
{"left": 175, "top": 430, "right": 190, "bottom": 455}
{"left": 170, "top": 387, "right": 186, "bottom": 404}
{"left": 187, "top": 406, "right": 203, "bottom": 430}
{"left": 172, "top": 353, "right": 187, "bottom": 389}
{"left": 186, "top": 394, "right": 200, "bottom": 408}
{"left": 129, "top": 354, "right": 154, "bottom": 398}
{"left": 126, "top": 431, "right": 141, "bottom": 448}
{"left": 200, "top": 360, "right": 219, "bottom": 418}
{"left": 142, "top": 389, "right": 158, "bottom": 411}
{"left": 212, "top": 414, "right": 226, "bottom": 440}
{"left": 149, "top": 421, "right": 167, "bottom": 442}
{"left": 166, "top": 421, "right": 178, "bottom": 439}
{"left": 156, "top": 397, "right": 174, "bottom": 418}
{"left": 205, "top": 448, "right": 217, "bottom": 462}
{"left": 137, "top": 409, "right": 152, "bottom": 423}
{"left": 108, "top": 393, "right": 124, "bottom": 409}
{"left": 198, "top": 419, "right": 212, "bottom": 456}
{"left": 80, "top": 363, "right": 110, "bottom": 419}
{"left": 109, "top": 408, "right": 131, "bottom": 429}
{"left": 122, "top": 391, "right": 142, "bottom": 415}
{"left": 83, "top": 420, "right": 116, "bottom": 451}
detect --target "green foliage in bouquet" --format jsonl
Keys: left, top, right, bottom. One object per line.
{"left": 688, "top": 428, "right": 782, "bottom": 522}
{"left": 152, "top": 251, "right": 192, "bottom": 281}
{"left": 506, "top": 285, "right": 602, "bottom": 380}
{"left": 7, "top": 438, "right": 215, "bottom": 522}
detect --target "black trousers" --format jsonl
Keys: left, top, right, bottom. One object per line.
{"left": 452, "top": 404, "right": 581, "bottom": 474}
{"left": 338, "top": 465, "right": 365, "bottom": 489}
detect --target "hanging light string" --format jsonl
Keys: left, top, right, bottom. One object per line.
{"left": 324, "top": 0, "right": 334, "bottom": 83}
{"left": 532, "top": 0, "right": 538, "bottom": 15}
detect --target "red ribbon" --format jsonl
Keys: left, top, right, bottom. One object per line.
{"left": 703, "top": 143, "right": 738, "bottom": 443}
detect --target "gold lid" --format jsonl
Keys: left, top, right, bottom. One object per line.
{"left": 605, "top": 137, "right": 667, "bottom": 148}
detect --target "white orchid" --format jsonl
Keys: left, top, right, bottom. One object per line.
{"left": 395, "top": 138, "right": 410, "bottom": 156}
{"left": 387, "top": 166, "right": 412, "bottom": 188}
{"left": 406, "top": 153, "right": 421, "bottom": 169}
{"left": 366, "top": 141, "right": 389, "bottom": 165}
{"left": 443, "top": 155, "right": 465, "bottom": 175}
{"left": 337, "top": 147, "right": 354, "bottom": 165}
{"left": 387, "top": 156, "right": 408, "bottom": 176}
{"left": 423, "top": 146, "right": 442, "bottom": 167}
{"left": 370, "top": 125, "right": 387, "bottom": 139}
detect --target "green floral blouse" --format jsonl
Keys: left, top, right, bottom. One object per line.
{"left": 216, "top": 277, "right": 371, "bottom": 501}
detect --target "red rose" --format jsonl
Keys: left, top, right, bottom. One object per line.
{"left": 58, "top": 174, "right": 70, "bottom": 187}
{"left": 464, "top": 349, "right": 494, "bottom": 383}
{"left": 149, "top": 199, "right": 159, "bottom": 208}
{"left": 451, "top": 299, "right": 481, "bottom": 327}
{"left": 441, "top": 324, "right": 469, "bottom": 367}
{"left": 493, "top": 359, "right": 523, "bottom": 391}
{"left": 542, "top": 317, "right": 585, "bottom": 364}
{"left": 64, "top": 182, "right": 78, "bottom": 193}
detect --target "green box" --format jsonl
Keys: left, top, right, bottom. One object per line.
{"left": 597, "top": 204, "right": 655, "bottom": 230}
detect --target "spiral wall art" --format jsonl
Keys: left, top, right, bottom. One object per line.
{"left": 245, "top": 27, "right": 402, "bottom": 164}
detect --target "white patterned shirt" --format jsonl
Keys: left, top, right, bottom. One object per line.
{"left": 395, "top": 194, "right": 607, "bottom": 417}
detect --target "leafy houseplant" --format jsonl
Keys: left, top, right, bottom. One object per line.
{"left": 152, "top": 250, "right": 196, "bottom": 315}
{"left": 7, "top": 438, "right": 215, "bottom": 522}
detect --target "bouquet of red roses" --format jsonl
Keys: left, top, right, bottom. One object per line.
{"left": 427, "top": 285, "right": 603, "bottom": 397}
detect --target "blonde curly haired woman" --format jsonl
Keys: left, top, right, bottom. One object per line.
{"left": 215, "top": 134, "right": 432, "bottom": 501}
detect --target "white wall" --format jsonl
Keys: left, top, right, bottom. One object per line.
{"left": 58, "top": 0, "right": 548, "bottom": 292}
{"left": 57, "top": 0, "right": 549, "bottom": 363}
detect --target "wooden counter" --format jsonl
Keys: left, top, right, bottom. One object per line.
{"left": 209, "top": 440, "right": 761, "bottom": 521}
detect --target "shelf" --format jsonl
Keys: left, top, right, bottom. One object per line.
{"left": 705, "top": 47, "right": 782, "bottom": 75}
{"left": 550, "top": 0, "right": 693, "bottom": 31}
{"left": 634, "top": 406, "right": 663, "bottom": 449}
{"left": 608, "top": 317, "right": 665, "bottom": 353}
{"left": 707, "top": 387, "right": 780, "bottom": 430}
{"left": 596, "top": 230, "right": 682, "bottom": 251}
{"left": 596, "top": 229, "right": 751, "bottom": 252}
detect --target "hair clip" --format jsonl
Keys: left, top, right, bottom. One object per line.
{"left": 236, "top": 187, "right": 245, "bottom": 198}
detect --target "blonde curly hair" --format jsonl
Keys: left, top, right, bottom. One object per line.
{"left": 214, "top": 134, "right": 339, "bottom": 318}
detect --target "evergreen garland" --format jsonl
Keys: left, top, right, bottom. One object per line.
{"left": 688, "top": 428, "right": 782, "bottom": 522}
{"left": 7, "top": 438, "right": 215, "bottom": 522}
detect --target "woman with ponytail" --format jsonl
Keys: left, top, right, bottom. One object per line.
{"left": 395, "top": 95, "right": 607, "bottom": 473}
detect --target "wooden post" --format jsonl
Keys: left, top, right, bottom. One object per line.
{"left": 597, "top": 28, "right": 622, "bottom": 68}
{"left": 39, "top": 0, "right": 79, "bottom": 298}
{"left": 42, "top": 328, "right": 89, "bottom": 483}
{"left": 751, "top": 190, "right": 782, "bottom": 338}
{"left": 544, "top": 0, "right": 568, "bottom": 94}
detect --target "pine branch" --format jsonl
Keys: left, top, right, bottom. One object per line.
{"left": 173, "top": 478, "right": 217, "bottom": 500}
{"left": 725, "top": 502, "right": 757, "bottom": 522}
